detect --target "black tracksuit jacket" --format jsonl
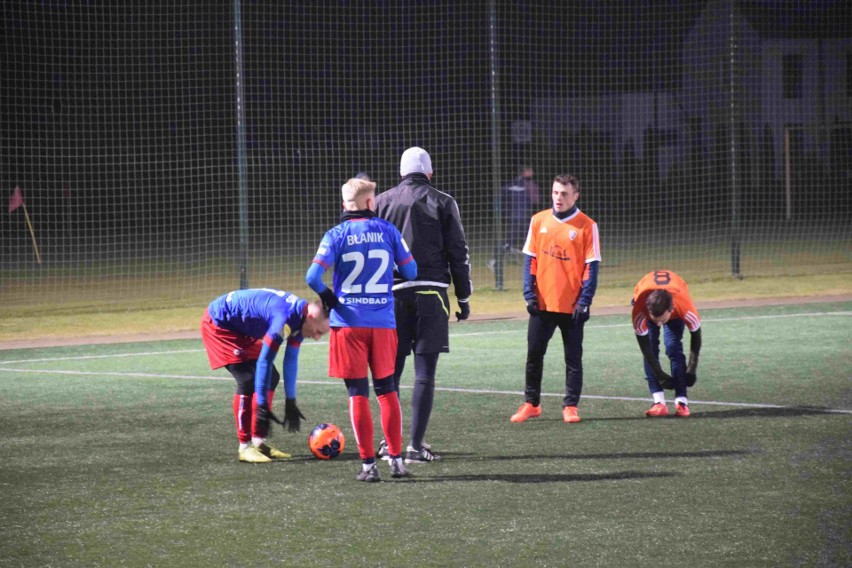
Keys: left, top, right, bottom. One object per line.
{"left": 375, "top": 173, "right": 472, "bottom": 302}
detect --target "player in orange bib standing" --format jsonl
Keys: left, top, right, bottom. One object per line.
{"left": 510, "top": 174, "right": 601, "bottom": 424}
{"left": 631, "top": 269, "right": 702, "bottom": 418}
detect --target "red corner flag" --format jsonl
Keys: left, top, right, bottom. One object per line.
{"left": 8, "top": 185, "right": 41, "bottom": 264}
{"left": 8, "top": 186, "right": 24, "bottom": 213}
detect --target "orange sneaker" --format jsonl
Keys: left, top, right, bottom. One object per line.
{"left": 562, "top": 406, "right": 581, "bottom": 423}
{"left": 644, "top": 403, "right": 670, "bottom": 417}
{"left": 675, "top": 402, "right": 690, "bottom": 418}
{"left": 510, "top": 402, "right": 541, "bottom": 423}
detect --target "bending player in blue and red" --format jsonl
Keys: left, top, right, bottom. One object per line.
{"left": 200, "top": 289, "right": 330, "bottom": 462}
{"left": 631, "top": 270, "right": 702, "bottom": 417}
{"left": 307, "top": 177, "right": 418, "bottom": 482}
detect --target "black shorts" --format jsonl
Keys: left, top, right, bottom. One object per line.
{"left": 394, "top": 286, "right": 450, "bottom": 355}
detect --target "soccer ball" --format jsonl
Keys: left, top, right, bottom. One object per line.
{"left": 308, "top": 423, "right": 345, "bottom": 459}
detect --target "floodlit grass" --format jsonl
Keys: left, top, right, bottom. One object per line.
{"left": 3, "top": 271, "right": 851, "bottom": 343}
{"left": 2, "top": 233, "right": 850, "bottom": 342}
{"left": 0, "top": 302, "right": 849, "bottom": 567}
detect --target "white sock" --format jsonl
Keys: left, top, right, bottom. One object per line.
{"left": 675, "top": 397, "right": 688, "bottom": 406}
{"left": 652, "top": 391, "right": 666, "bottom": 405}
{"left": 239, "top": 442, "right": 250, "bottom": 451}
{"left": 363, "top": 462, "right": 375, "bottom": 472}
{"left": 251, "top": 436, "right": 265, "bottom": 447}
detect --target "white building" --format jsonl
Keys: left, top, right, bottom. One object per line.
{"left": 532, "top": 0, "right": 851, "bottom": 180}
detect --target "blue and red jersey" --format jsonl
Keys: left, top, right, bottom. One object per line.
{"left": 204, "top": 288, "right": 308, "bottom": 406}
{"left": 309, "top": 214, "right": 415, "bottom": 328}
{"left": 207, "top": 288, "right": 307, "bottom": 346}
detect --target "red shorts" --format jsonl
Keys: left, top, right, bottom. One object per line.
{"left": 200, "top": 309, "right": 262, "bottom": 369}
{"left": 328, "top": 327, "right": 398, "bottom": 380}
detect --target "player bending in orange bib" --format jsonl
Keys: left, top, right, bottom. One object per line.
{"left": 631, "top": 270, "right": 702, "bottom": 418}
{"left": 510, "top": 174, "right": 601, "bottom": 424}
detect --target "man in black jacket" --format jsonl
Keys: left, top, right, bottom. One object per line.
{"left": 375, "top": 146, "right": 473, "bottom": 464}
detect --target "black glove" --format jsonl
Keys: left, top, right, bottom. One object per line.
{"left": 636, "top": 334, "right": 673, "bottom": 390}
{"left": 319, "top": 288, "right": 338, "bottom": 312}
{"left": 282, "top": 398, "right": 306, "bottom": 433}
{"left": 455, "top": 301, "right": 470, "bottom": 321}
{"left": 654, "top": 368, "right": 674, "bottom": 390}
{"left": 686, "top": 353, "right": 698, "bottom": 387}
{"left": 255, "top": 404, "right": 272, "bottom": 434}
{"left": 572, "top": 303, "right": 589, "bottom": 325}
{"left": 526, "top": 299, "right": 539, "bottom": 316}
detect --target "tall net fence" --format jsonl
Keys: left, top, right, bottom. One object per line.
{"left": 2, "top": 0, "right": 850, "bottom": 313}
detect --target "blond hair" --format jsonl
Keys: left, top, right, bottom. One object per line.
{"left": 341, "top": 178, "right": 377, "bottom": 210}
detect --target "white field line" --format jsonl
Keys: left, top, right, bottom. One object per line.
{"left": 0, "top": 342, "right": 327, "bottom": 365}
{"left": 0, "top": 366, "right": 850, "bottom": 415}
{"left": 453, "top": 310, "right": 852, "bottom": 336}
{"left": 0, "top": 309, "right": 849, "bottom": 415}
{"left": 1, "top": 309, "right": 849, "bottom": 365}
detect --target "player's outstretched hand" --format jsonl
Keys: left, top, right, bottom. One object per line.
{"left": 255, "top": 404, "right": 272, "bottom": 432}
{"left": 526, "top": 299, "right": 539, "bottom": 316}
{"left": 686, "top": 354, "right": 698, "bottom": 387}
{"left": 654, "top": 369, "right": 675, "bottom": 390}
{"left": 455, "top": 301, "right": 470, "bottom": 321}
{"left": 572, "top": 302, "right": 589, "bottom": 324}
{"left": 283, "top": 398, "right": 306, "bottom": 433}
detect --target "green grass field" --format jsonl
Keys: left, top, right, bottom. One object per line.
{"left": 3, "top": 234, "right": 850, "bottom": 342}
{"left": 1, "top": 302, "right": 850, "bottom": 567}
{"left": 3, "top": 271, "right": 851, "bottom": 343}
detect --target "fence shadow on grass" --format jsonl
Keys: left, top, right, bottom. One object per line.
{"left": 410, "top": 470, "right": 679, "bottom": 484}
{"left": 479, "top": 449, "right": 750, "bottom": 462}
{"left": 691, "top": 406, "right": 846, "bottom": 419}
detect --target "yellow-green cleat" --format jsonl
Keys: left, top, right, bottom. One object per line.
{"left": 239, "top": 445, "right": 272, "bottom": 463}
{"left": 256, "top": 443, "right": 292, "bottom": 459}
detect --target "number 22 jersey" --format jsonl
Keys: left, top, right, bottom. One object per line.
{"left": 311, "top": 216, "right": 414, "bottom": 329}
